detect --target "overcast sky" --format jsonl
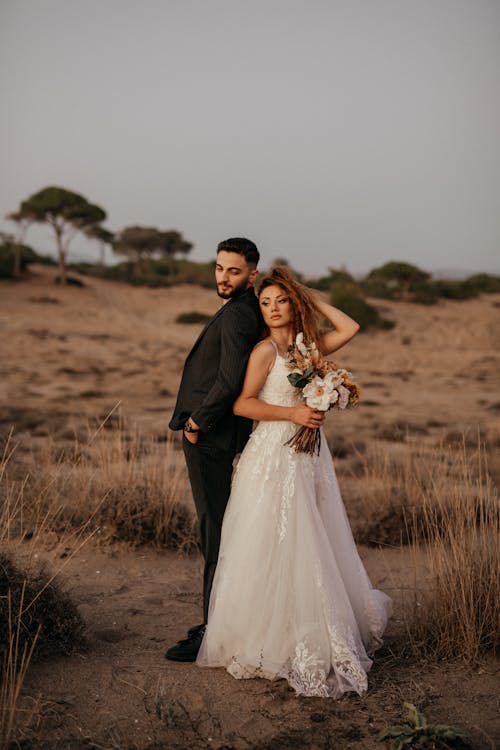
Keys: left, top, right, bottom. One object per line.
{"left": 1, "top": 0, "right": 499, "bottom": 276}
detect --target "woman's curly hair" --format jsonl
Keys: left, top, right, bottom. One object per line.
{"left": 257, "top": 266, "right": 323, "bottom": 349}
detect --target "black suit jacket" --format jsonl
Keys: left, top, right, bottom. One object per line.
{"left": 169, "top": 287, "right": 262, "bottom": 453}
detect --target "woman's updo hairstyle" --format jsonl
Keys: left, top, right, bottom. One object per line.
{"left": 257, "top": 266, "right": 323, "bottom": 350}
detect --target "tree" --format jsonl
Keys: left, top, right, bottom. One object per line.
{"left": 307, "top": 267, "right": 355, "bottom": 291}
{"left": 160, "top": 230, "right": 192, "bottom": 258}
{"left": 5, "top": 210, "right": 33, "bottom": 278}
{"left": 113, "top": 226, "right": 192, "bottom": 275}
{"left": 83, "top": 224, "right": 115, "bottom": 266}
{"left": 364, "top": 261, "right": 430, "bottom": 300}
{"left": 20, "top": 186, "right": 106, "bottom": 283}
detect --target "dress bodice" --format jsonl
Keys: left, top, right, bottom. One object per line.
{"left": 258, "top": 343, "right": 302, "bottom": 408}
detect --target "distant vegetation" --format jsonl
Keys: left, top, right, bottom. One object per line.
{"left": 4, "top": 184, "right": 192, "bottom": 284}
{"left": 329, "top": 279, "right": 395, "bottom": 331}
{"left": 71, "top": 258, "right": 216, "bottom": 288}
{"left": 176, "top": 311, "right": 212, "bottom": 324}
{"left": 295, "top": 261, "right": 499, "bottom": 330}
{"left": 0, "top": 241, "right": 56, "bottom": 278}
{"left": 3, "top": 185, "right": 499, "bottom": 327}
{"left": 312, "top": 261, "right": 500, "bottom": 302}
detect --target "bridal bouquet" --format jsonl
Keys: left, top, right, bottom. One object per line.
{"left": 285, "top": 332, "right": 360, "bottom": 455}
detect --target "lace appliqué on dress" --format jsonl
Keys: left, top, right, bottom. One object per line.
{"left": 313, "top": 561, "right": 369, "bottom": 695}
{"left": 287, "top": 641, "right": 330, "bottom": 698}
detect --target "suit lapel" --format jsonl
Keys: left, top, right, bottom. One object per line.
{"left": 185, "top": 288, "right": 256, "bottom": 360}
{"left": 186, "top": 303, "right": 227, "bottom": 359}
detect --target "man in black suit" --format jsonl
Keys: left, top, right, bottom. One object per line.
{"left": 166, "top": 237, "right": 262, "bottom": 661}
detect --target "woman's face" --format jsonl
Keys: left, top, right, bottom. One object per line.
{"left": 259, "top": 284, "right": 293, "bottom": 330}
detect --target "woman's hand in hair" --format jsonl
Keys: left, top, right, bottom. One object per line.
{"left": 314, "top": 297, "right": 360, "bottom": 355}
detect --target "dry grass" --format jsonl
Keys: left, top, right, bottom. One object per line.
{"left": 2, "top": 410, "right": 197, "bottom": 553}
{"left": 4, "top": 419, "right": 498, "bottom": 667}
{"left": 342, "top": 434, "right": 499, "bottom": 662}
{"left": 404, "top": 440, "right": 499, "bottom": 662}
{"left": 0, "top": 549, "right": 87, "bottom": 750}
{"left": 1, "top": 414, "right": 498, "bottom": 747}
{"left": 0, "top": 552, "right": 86, "bottom": 664}
{"left": 0, "top": 586, "right": 39, "bottom": 750}
{"left": 0, "top": 416, "right": 196, "bottom": 748}
{"left": 342, "top": 430, "right": 498, "bottom": 545}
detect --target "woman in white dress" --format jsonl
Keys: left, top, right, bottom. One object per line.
{"left": 197, "top": 267, "right": 392, "bottom": 698}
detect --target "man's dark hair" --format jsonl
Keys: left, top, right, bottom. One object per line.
{"left": 217, "top": 237, "right": 260, "bottom": 267}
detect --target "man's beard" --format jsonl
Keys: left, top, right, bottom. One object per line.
{"left": 216, "top": 282, "right": 249, "bottom": 300}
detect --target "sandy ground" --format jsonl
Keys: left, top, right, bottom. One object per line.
{"left": 1, "top": 266, "right": 499, "bottom": 749}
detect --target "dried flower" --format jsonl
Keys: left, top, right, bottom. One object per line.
{"left": 285, "top": 332, "right": 360, "bottom": 454}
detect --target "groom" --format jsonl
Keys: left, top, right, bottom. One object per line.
{"left": 166, "top": 237, "right": 261, "bottom": 661}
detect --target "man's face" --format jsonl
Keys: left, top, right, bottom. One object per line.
{"left": 215, "top": 250, "right": 258, "bottom": 300}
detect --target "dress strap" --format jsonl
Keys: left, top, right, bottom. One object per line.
{"left": 268, "top": 339, "right": 278, "bottom": 354}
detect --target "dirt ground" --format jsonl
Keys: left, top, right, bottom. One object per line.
{"left": 1, "top": 266, "right": 499, "bottom": 749}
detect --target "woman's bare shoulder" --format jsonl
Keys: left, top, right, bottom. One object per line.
{"left": 249, "top": 339, "right": 276, "bottom": 370}
{"left": 252, "top": 338, "right": 275, "bottom": 354}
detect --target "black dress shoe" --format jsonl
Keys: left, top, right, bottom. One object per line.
{"left": 165, "top": 626, "right": 206, "bottom": 662}
{"left": 187, "top": 623, "right": 205, "bottom": 638}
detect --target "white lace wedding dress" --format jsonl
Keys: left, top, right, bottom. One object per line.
{"left": 197, "top": 343, "right": 392, "bottom": 698}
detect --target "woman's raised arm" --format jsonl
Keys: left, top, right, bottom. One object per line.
{"left": 314, "top": 297, "right": 360, "bottom": 355}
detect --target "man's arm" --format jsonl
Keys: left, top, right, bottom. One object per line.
{"left": 190, "top": 303, "right": 259, "bottom": 434}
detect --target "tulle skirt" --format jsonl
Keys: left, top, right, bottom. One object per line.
{"left": 197, "top": 421, "right": 392, "bottom": 697}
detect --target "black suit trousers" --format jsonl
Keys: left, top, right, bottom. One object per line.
{"left": 182, "top": 434, "right": 234, "bottom": 623}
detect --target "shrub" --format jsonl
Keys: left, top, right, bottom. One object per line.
{"left": 1, "top": 421, "right": 197, "bottom": 553}
{"left": 153, "top": 258, "right": 216, "bottom": 288}
{"left": 408, "top": 280, "right": 439, "bottom": 305}
{"left": 0, "top": 246, "right": 16, "bottom": 278}
{"left": 71, "top": 258, "right": 217, "bottom": 289}
{"left": 0, "top": 553, "right": 86, "bottom": 666}
{"left": 363, "top": 260, "right": 431, "bottom": 301}
{"left": 100, "top": 261, "right": 137, "bottom": 283}
{"left": 345, "top": 436, "right": 499, "bottom": 662}
{"left": 176, "top": 311, "right": 211, "bottom": 324}
{"left": 463, "top": 273, "right": 500, "bottom": 294}
{"left": 55, "top": 274, "right": 85, "bottom": 287}
{"left": 307, "top": 268, "right": 355, "bottom": 291}
{"left": 379, "top": 703, "right": 472, "bottom": 749}
{"left": 434, "top": 279, "right": 478, "bottom": 300}
{"left": 67, "top": 261, "right": 103, "bottom": 276}
{"left": 330, "top": 281, "right": 394, "bottom": 331}
{"left": 0, "top": 243, "right": 40, "bottom": 278}
{"left": 361, "top": 277, "right": 397, "bottom": 299}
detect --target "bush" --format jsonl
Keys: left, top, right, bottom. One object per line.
{"left": 176, "top": 311, "right": 212, "bottom": 324}
{"left": 0, "top": 243, "right": 41, "bottom": 278}
{"left": 344, "top": 436, "right": 499, "bottom": 662}
{"left": 2, "top": 424, "right": 198, "bottom": 554}
{"left": 74, "top": 258, "right": 217, "bottom": 289}
{"left": 463, "top": 273, "right": 500, "bottom": 294}
{"left": 330, "top": 281, "right": 394, "bottom": 331}
{"left": 363, "top": 260, "right": 431, "bottom": 301}
{"left": 408, "top": 280, "right": 439, "bottom": 305}
{"left": 0, "top": 553, "right": 86, "bottom": 667}
{"left": 360, "top": 277, "right": 397, "bottom": 299}
{"left": 307, "top": 268, "right": 355, "bottom": 291}
{"left": 55, "top": 274, "right": 85, "bottom": 287}
{"left": 67, "top": 262, "right": 103, "bottom": 276}
{"left": 434, "top": 279, "right": 478, "bottom": 300}
{"left": 153, "top": 258, "right": 216, "bottom": 288}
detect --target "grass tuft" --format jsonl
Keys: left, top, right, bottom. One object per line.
{"left": 0, "top": 552, "right": 86, "bottom": 666}
{"left": 1, "top": 416, "right": 197, "bottom": 553}
{"left": 344, "top": 434, "right": 499, "bottom": 662}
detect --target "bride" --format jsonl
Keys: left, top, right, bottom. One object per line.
{"left": 197, "top": 266, "right": 392, "bottom": 698}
